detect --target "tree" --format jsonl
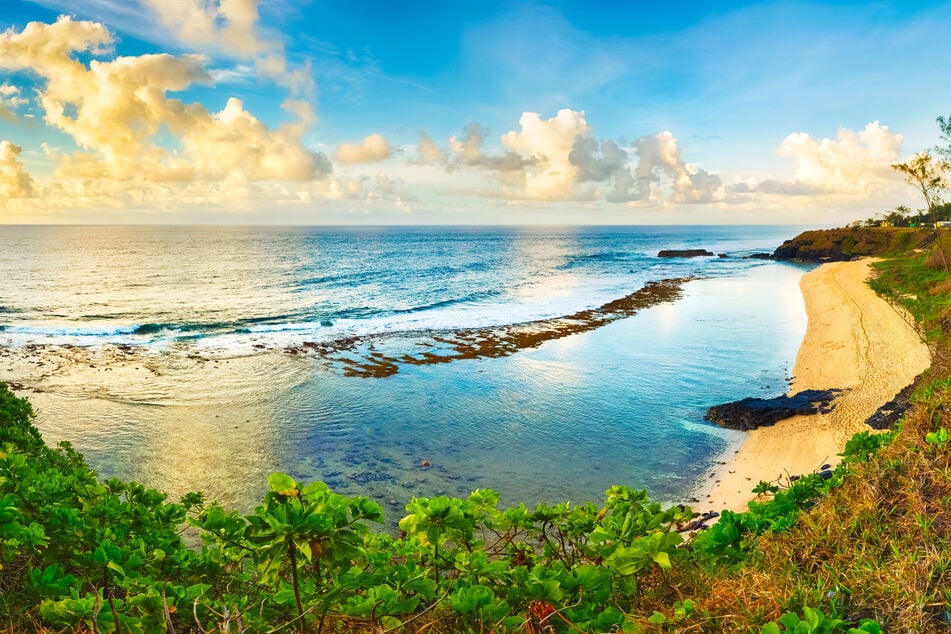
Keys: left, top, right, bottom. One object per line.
{"left": 937, "top": 114, "right": 951, "bottom": 159}
{"left": 892, "top": 151, "right": 949, "bottom": 213}
{"left": 883, "top": 204, "right": 912, "bottom": 227}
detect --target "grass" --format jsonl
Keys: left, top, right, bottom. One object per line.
{"left": 775, "top": 226, "right": 937, "bottom": 261}
{"left": 669, "top": 231, "right": 951, "bottom": 631}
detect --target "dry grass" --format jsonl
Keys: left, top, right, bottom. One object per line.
{"left": 929, "top": 278, "right": 951, "bottom": 295}
{"left": 630, "top": 381, "right": 951, "bottom": 632}
{"left": 925, "top": 245, "right": 951, "bottom": 271}
{"left": 697, "top": 251, "right": 951, "bottom": 631}
{"left": 618, "top": 245, "right": 951, "bottom": 632}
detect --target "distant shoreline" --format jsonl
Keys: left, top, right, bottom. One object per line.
{"left": 699, "top": 258, "right": 931, "bottom": 512}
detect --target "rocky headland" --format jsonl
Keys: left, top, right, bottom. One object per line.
{"left": 770, "top": 227, "right": 936, "bottom": 261}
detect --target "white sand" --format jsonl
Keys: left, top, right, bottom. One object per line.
{"left": 703, "top": 259, "right": 931, "bottom": 512}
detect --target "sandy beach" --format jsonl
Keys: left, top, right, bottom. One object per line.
{"left": 704, "top": 258, "right": 932, "bottom": 512}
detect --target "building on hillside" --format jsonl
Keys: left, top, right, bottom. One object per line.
{"left": 936, "top": 221, "right": 951, "bottom": 228}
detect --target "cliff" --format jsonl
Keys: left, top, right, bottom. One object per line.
{"left": 772, "top": 227, "right": 936, "bottom": 261}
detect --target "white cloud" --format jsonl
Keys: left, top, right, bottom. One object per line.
{"left": 499, "top": 109, "right": 591, "bottom": 200}
{"left": 0, "top": 141, "right": 36, "bottom": 200}
{"left": 448, "top": 122, "right": 529, "bottom": 171}
{"left": 726, "top": 122, "right": 904, "bottom": 205}
{"left": 635, "top": 131, "right": 723, "bottom": 204}
{"left": 728, "top": 179, "right": 822, "bottom": 196}
{"left": 208, "top": 63, "right": 255, "bottom": 84}
{"left": 0, "top": 15, "right": 330, "bottom": 209}
{"left": 141, "top": 0, "right": 313, "bottom": 93}
{"left": 777, "top": 121, "right": 902, "bottom": 194}
{"left": 144, "top": 0, "right": 265, "bottom": 57}
{"left": 414, "top": 132, "right": 447, "bottom": 165}
{"left": 435, "top": 111, "right": 721, "bottom": 205}
{"left": 336, "top": 133, "right": 392, "bottom": 164}
{"left": 0, "top": 83, "right": 29, "bottom": 118}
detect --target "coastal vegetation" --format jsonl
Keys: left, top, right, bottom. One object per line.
{"left": 2, "top": 228, "right": 950, "bottom": 631}
{"left": 771, "top": 226, "right": 936, "bottom": 261}
{"left": 872, "top": 114, "right": 951, "bottom": 227}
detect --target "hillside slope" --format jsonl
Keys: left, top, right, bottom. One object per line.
{"left": 772, "top": 227, "right": 937, "bottom": 261}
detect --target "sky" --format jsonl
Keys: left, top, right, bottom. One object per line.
{"left": 1, "top": 0, "right": 950, "bottom": 225}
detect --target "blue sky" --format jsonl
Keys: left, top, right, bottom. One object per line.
{"left": 0, "top": 0, "right": 950, "bottom": 224}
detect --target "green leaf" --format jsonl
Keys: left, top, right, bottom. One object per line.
{"left": 651, "top": 550, "right": 671, "bottom": 570}
{"left": 926, "top": 427, "right": 949, "bottom": 445}
{"left": 450, "top": 585, "right": 496, "bottom": 614}
{"left": 648, "top": 611, "right": 667, "bottom": 624}
{"left": 295, "top": 538, "right": 312, "bottom": 563}
{"left": 778, "top": 612, "right": 805, "bottom": 631}
{"left": 849, "top": 620, "right": 883, "bottom": 634}
{"left": 92, "top": 543, "right": 110, "bottom": 566}
{"left": 381, "top": 616, "right": 402, "bottom": 629}
{"left": 267, "top": 473, "right": 298, "bottom": 497}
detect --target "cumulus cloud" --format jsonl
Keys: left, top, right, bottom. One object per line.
{"left": 634, "top": 131, "right": 723, "bottom": 204}
{"left": 569, "top": 137, "right": 638, "bottom": 202}
{"left": 142, "top": 0, "right": 313, "bottom": 93}
{"left": 144, "top": 0, "right": 265, "bottom": 57}
{"left": 309, "top": 171, "right": 415, "bottom": 213}
{"left": 413, "top": 132, "right": 447, "bottom": 165}
{"left": 0, "top": 84, "right": 29, "bottom": 119}
{"left": 726, "top": 122, "right": 903, "bottom": 202}
{"left": 0, "top": 141, "right": 35, "bottom": 199}
{"left": 448, "top": 122, "right": 529, "bottom": 171}
{"left": 499, "top": 109, "right": 592, "bottom": 200}
{"left": 0, "top": 15, "right": 329, "bottom": 206}
{"left": 434, "top": 110, "right": 721, "bottom": 205}
{"left": 777, "top": 121, "right": 902, "bottom": 194}
{"left": 336, "top": 133, "right": 392, "bottom": 164}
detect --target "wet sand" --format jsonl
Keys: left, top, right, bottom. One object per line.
{"left": 703, "top": 259, "right": 931, "bottom": 512}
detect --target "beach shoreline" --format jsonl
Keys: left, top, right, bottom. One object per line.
{"left": 700, "top": 258, "right": 931, "bottom": 513}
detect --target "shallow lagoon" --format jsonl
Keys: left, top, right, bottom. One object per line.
{"left": 19, "top": 261, "right": 808, "bottom": 526}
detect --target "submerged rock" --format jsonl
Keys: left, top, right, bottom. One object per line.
{"left": 350, "top": 471, "right": 395, "bottom": 484}
{"left": 705, "top": 389, "right": 842, "bottom": 431}
{"left": 657, "top": 249, "right": 715, "bottom": 258}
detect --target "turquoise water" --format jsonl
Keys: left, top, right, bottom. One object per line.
{"left": 0, "top": 226, "right": 811, "bottom": 525}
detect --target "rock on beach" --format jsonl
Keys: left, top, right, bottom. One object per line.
{"left": 705, "top": 389, "right": 842, "bottom": 431}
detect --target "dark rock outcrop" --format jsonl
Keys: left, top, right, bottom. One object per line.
{"left": 657, "top": 249, "right": 715, "bottom": 258}
{"left": 865, "top": 377, "right": 920, "bottom": 430}
{"left": 744, "top": 253, "right": 773, "bottom": 260}
{"left": 705, "top": 389, "right": 842, "bottom": 431}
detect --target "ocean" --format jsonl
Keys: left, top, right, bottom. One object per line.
{"left": 0, "top": 225, "right": 812, "bottom": 526}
